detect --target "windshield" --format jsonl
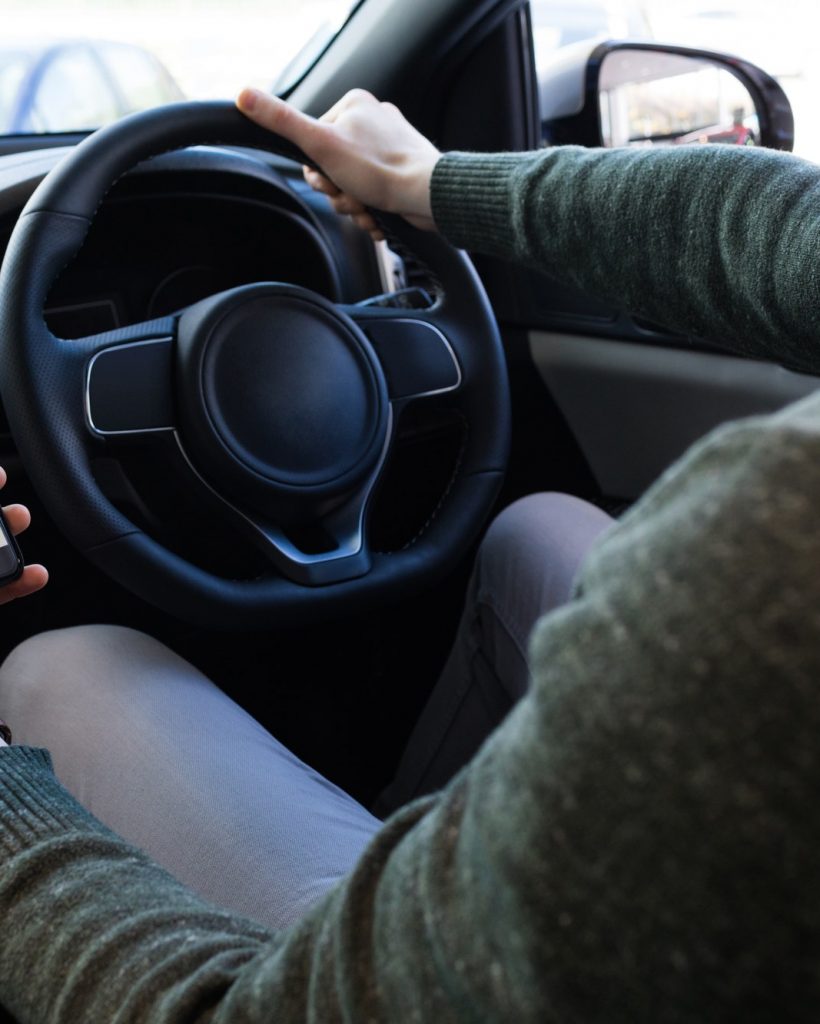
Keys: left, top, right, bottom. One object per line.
{"left": 0, "top": 0, "right": 359, "bottom": 134}
{"left": 0, "top": 52, "right": 27, "bottom": 129}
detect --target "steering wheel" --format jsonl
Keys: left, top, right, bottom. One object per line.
{"left": 0, "top": 102, "right": 510, "bottom": 628}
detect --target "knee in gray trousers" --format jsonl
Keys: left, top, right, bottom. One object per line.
{"left": 375, "top": 492, "right": 613, "bottom": 813}
{"left": 0, "top": 624, "right": 381, "bottom": 930}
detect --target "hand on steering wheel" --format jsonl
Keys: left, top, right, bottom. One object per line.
{"left": 236, "top": 87, "right": 440, "bottom": 240}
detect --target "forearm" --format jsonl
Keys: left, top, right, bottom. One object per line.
{"left": 0, "top": 747, "right": 277, "bottom": 1023}
{"left": 353, "top": 398, "right": 820, "bottom": 1019}
{"left": 431, "top": 145, "right": 820, "bottom": 373}
{"left": 225, "top": 395, "right": 820, "bottom": 1020}
{"left": 0, "top": 743, "right": 446, "bottom": 1023}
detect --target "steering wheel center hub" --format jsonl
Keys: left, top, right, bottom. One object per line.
{"left": 177, "top": 284, "right": 388, "bottom": 515}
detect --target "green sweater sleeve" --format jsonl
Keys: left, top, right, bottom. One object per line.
{"left": 3, "top": 145, "right": 820, "bottom": 1022}
{"left": 432, "top": 145, "right": 820, "bottom": 373}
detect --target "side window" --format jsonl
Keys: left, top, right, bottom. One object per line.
{"left": 97, "top": 44, "right": 182, "bottom": 114}
{"left": 530, "top": 0, "right": 651, "bottom": 71}
{"left": 31, "top": 47, "right": 120, "bottom": 132}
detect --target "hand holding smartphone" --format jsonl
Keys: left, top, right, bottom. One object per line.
{"left": 0, "top": 469, "right": 48, "bottom": 603}
{"left": 0, "top": 507, "right": 24, "bottom": 586}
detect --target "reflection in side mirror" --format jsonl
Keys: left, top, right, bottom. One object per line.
{"left": 538, "top": 40, "right": 794, "bottom": 153}
{"left": 599, "top": 50, "right": 757, "bottom": 149}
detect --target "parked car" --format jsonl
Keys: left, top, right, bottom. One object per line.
{"left": 0, "top": 39, "right": 183, "bottom": 133}
{"left": 673, "top": 110, "right": 758, "bottom": 145}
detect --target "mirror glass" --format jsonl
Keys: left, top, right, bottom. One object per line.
{"left": 599, "top": 49, "right": 759, "bottom": 148}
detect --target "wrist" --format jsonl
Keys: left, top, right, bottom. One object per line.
{"left": 388, "top": 151, "right": 440, "bottom": 229}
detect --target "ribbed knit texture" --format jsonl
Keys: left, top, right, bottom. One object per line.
{"left": 3, "top": 144, "right": 820, "bottom": 1021}
{"left": 432, "top": 145, "right": 820, "bottom": 373}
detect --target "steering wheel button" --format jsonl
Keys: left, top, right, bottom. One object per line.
{"left": 86, "top": 338, "right": 174, "bottom": 434}
{"left": 362, "top": 319, "right": 460, "bottom": 400}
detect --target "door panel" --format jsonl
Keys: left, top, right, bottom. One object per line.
{"left": 529, "top": 330, "right": 820, "bottom": 499}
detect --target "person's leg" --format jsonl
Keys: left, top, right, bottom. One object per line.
{"left": 375, "top": 492, "right": 613, "bottom": 814}
{"left": 0, "top": 625, "right": 380, "bottom": 930}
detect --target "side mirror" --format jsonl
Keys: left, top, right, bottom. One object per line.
{"left": 539, "top": 41, "right": 794, "bottom": 152}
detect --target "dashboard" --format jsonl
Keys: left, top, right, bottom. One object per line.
{"left": 0, "top": 145, "right": 389, "bottom": 338}
{"left": 45, "top": 192, "right": 339, "bottom": 338}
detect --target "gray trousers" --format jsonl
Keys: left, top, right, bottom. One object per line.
{"left": 0, "top": 493, "right": 612, "bottom": 930}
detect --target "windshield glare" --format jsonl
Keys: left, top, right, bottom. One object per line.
{"left": 0, "top": 0, "right": 358, "bottom": 134}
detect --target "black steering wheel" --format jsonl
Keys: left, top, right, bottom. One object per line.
{"left": 0, "top": 101, "right": 510, "bottom": 628}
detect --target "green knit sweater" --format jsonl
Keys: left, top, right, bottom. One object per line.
{"left": 3, "top": 143, "right": 820, "bottom": 1022}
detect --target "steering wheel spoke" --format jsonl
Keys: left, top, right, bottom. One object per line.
{"left": 79, "top": 319, "right": 177, "bottom": 438}
{"left": 172, "top": 411, "right": 393, "bottom": 587}
{"left": 252, "top": 501, "right": 372, "bottom": 586}
{"left": 344, "top": 306, "right": 462, "bottom": 403}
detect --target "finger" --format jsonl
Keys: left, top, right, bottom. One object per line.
{"left": 0, "top": 564, "right": 48, "bottom": 605}
{"left": 303, "top": 167, "right": 340, "bottom": 197}
{"left": 236, "top": 89, "right": 327, "bottom": 161}
{"left": 319, "top": 88, "right": 377, "bottom": 125}
{"left": 0, "top": 467, "right": 7, "bottom": 490}
{"left": 330, "top": 194, "right": 368, "bottom": 217}
{"left": 2, "top": 504, "right": 31, "bottom": 537}
{"left": 353, "top": 212, "right": 381, "bottom": 234}
{"left": 318, "top": 98, "right": 346, "bottom": 125}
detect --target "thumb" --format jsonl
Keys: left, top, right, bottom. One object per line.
{"left": 236, "top": 89, "right": 327, "bottom": 161}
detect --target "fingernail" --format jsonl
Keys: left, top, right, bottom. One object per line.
{"left": 237, "top": 87, "right": 260, "bottom": 112}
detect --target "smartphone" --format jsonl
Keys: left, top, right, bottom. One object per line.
{"left": 0, "top": 509, "right": 24, "bottom": 586}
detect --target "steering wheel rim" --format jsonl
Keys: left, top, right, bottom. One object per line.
{"left": 0, "top": 101, "right": 510, "bottom": 628}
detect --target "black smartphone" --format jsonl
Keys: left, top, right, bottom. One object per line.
{"left": 0, "top": 509, "right": 24, "bottom": 586}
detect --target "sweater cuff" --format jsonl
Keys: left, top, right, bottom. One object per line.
{"left": 431, "top": 151, "right": 536, "bottom": 252}
{"left": 0, "top": 745, "right": 107, "bottom": 856}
